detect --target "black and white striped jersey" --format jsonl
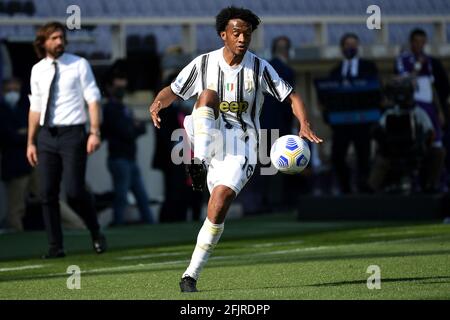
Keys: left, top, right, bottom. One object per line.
{"left": 170, "top": 47, "right": 293, "bottom": 133}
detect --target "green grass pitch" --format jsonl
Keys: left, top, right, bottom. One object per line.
{"left": 0, "top": 213, "right": 449, "bottom": 299}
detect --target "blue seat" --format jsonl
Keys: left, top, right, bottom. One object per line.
{"left": 388, "top": 24, "right": 435, "bottom": 45}
{"left": 264, "top": 24, "right": 316, "bottom": 47}
{"left": 327, "top": 24, "right": 376, "bottom": 45}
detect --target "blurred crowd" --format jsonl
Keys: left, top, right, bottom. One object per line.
{"left": 0, "top": 27, "right": 449, "bottom": 232}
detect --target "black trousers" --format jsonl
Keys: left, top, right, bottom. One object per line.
{"left": 159, "top": 166, "right": 202, "bottom": 223}
{"left": 331, "top": 124, "right": 372, "bottom": 194}
{"left": 37, "top": 125, "right": 100, "bottom": 250}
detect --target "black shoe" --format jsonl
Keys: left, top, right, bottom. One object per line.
{"left": 186, "top": 158, "right": 208, "bottom": 192}
{"left": 42, "top": 248, "right": 66, "bottom": 259}
{"left": 179, "top": 276, "right": 198, "bottom": 293}
{"left": 92, "top": 233, "right": 107, "bottom": 254}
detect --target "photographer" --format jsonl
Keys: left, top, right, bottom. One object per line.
{"left": 369, "top": 77, "right": 445, "bottom": 193}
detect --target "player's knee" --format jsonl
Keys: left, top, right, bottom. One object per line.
{"left": 197, "top": 89, "right": 219, "bottom": 106}
{"left": 196, "top": 89, "right": 220, "bottom": 118}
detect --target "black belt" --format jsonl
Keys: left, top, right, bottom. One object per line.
{"left": 42, "top": 124, "right": 85, "bottom": 135}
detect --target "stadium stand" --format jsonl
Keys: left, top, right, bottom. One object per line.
{"left": 4, "top": 0, "right": 446, "bottom": 17}
{"left": 0, "top": 0, "right": 449, "bottom": 56}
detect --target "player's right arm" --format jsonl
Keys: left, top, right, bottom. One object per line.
{"left": 149, "top": 86, "right": 179, "bottom": 129}
{"left": 27, "top": 66, "right": 41, "bottom": 167}
{"left": 27, "top": 111, "right": 40, "bottom": 167}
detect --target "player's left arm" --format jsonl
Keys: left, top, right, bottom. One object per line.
{"left": 286, "top": 92, "right": 323, "bottom": 144}
{"left": 79, "top": 58, "right": 102, "bottom": 154}
{"left": 87, "top": 100, "right": 102, "bottom": 154}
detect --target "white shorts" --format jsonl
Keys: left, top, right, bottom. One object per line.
{"left": 183, "top": 114, "right": 257, "bottom": 195}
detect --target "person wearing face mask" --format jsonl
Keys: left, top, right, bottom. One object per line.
{"left": 101, "top": 72, "right": 154, "bottom": 226}
{"left": 0, "top": 78, "right": 32, "bottom": 231}
{"left": 328, "top": 33, "right": 379, "bottom": 194}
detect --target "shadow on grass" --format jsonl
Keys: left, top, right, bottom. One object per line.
{"left": 308, "top": 275, "right": 450, "bottom": 287}
{"left": 2, "top": 248, "right": 450, "bottom": 284}
{"left": 198, "top": 284, "right": 307, "bottom": 293}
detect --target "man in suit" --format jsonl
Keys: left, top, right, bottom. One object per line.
{"left": 27, "top": 22, "right": 106, "bottom": 258}
{"left": 328, "top": 33, "right": 379, "bottom": 194}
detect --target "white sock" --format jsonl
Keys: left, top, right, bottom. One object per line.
{"left": 192, "top": 106, "right": 216, "bottom": 164}
{"left": 182, "top": 218, "right": 224, "bottom": 280}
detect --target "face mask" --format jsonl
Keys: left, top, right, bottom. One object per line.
{"left": 343, "top": 48, "right": 358, "bottom": 59}
{"left": 112, "top": 87, "right": 126, "bottom": 100}
{"left": 4, "top": 91, "right": 20, "bottom": 107}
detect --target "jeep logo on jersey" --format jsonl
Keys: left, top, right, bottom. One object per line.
{"left": 219, "top": 101, "right": 249, "bottom": 114}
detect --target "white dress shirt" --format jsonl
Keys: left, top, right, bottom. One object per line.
{"left": 341, "top": 57, "right": 359, "bottom": 78}
{"left": 29, "top": 53, "right": 101, "bottom": 126}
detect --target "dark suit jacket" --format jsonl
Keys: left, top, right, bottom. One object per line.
{"left": 324, "top": 58, "right": 380, "bottom": 126}
{"left": 330, "top": 58, "right": 379, "bottom": 79}
{"left": 0, "top": 97, "right": 31, "bottom": 181}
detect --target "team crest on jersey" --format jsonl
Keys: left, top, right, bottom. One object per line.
{"left": 244, "top": 79, "right": 254, "bottom": 93}
{"left": 226, "top": 83, "right": 235, "bottom": 92}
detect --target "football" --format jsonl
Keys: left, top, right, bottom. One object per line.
{"left": 270, "top": 135, "right": 310, "bottom": 174}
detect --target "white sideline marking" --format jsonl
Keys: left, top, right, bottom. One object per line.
{"left": 44, "top": 259, "right": 190, "bottom": 278}
{"left": 88, "top": 260, "right": 189, "bottom": 273}
{"left": 88, "top": 235, "right": 449, "bottom": 275}
{"left": 246, "top": 235, "right": 450, "bottom": 256}
{"left": 117, "top": 251, "right": 186, "bottom": 261}
{"left": 19, "top": 234, "right": 450, "bottom": 278}
{"left": 117, "top": 241, "right": 307, "bottom": 260}
{"left": 367, "top": 230, "right": 424, "bottom": 237}
{"left": 0, "top": 264, "right": 45, "bottom": 272}
{"left": 250, "top": 240, "right": 304, "bottom": 248}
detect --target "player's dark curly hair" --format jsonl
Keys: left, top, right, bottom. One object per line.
{"left": 215, "top": 6, "right": 261, "bottom": 36}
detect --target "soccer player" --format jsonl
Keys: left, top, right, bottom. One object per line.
{"left": 149, "top": 7, "right": 322, "bottom": 292}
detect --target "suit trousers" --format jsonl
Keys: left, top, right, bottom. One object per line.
{"left": 331, "top": 124, "right": 372, "bottom": 194}
{"left": 37, "top": 125, "right": 100, "bottom": 250}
